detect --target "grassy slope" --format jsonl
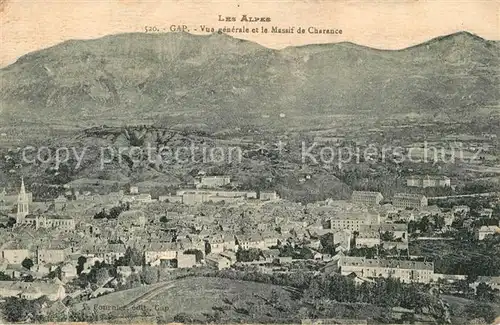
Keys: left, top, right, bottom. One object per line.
{"left": 71, "top": 276, "right": 388, "bottom": 323}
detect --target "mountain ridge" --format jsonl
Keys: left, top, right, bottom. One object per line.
{"left": 0, "top": 31, "right": 498, "bottom": 131}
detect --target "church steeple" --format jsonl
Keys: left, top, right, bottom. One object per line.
{"left": 19, "top": 177, "right": 26, "bottom": 195}
{"left": 17, "top": 177, "right": 29, "bottom": 222}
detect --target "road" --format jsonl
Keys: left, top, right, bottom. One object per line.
{"left": 428, "top": 192, "right": 499, "bottom": 200}
{"left": 121, "top": 281, "right": 175, "bottom": 309}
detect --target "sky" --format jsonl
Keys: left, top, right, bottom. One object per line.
{"left": 0, "top": 0, "right": 498, "bottom": 67}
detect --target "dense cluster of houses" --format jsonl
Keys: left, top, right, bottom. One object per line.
{"left": 0, "top": 177, "right": 498, "bottom": 303}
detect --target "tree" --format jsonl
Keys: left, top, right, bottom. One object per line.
{"left": 0, "top": 271, "right": 12, "bottom": 280}
{"left": 141, "top": 266, "right": 158, "bottom": 285}
{"left": 2, "top": 297, "right": 44, "bottom": 322}
{"left": 95, "top": 268, "right": 110, "bottom": 286}
{"left": 21, "top": 258, "right": 34, "bottom": 270}
{"left": 236, "top": 248, "right": 261, "bottom": 262}
{"left": 381, "top": 231, "right": 395, "bottom": 242}
{"left": 433, "top": 215, "right": 446, "bottom": 230}
{"left": 419, "top": 216, "right": 430, "bottom": 233}
{"left": 76, "top": 256, "right": 87, "bottom": 275}
{"left": 48, "top": 266, "right": 62, "bottom": 280}
{"left": 475, "top": 283, "right": 498, "bottom": 302}
{"left": 121, "top": 247, "right": 144, "bottom": 266}
{"left": 465, "top": 302, "right": 496, "bottom": 324}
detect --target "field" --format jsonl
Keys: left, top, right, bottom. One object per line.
{"left": 442, "top": 295, "right": 500, "bottom": 324}
{"left": 73, "top": 277, "right": 299, "bottom": 323}
{"left": 71, "top": 276, "right": 389, "bottom": 323}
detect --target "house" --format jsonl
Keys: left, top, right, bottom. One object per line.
{"left": 351, "top": 191, "right": 383, "bottom": 206}
{"left": 452, "top": 205, "right": 470, "bottom": 218}
{"left": 177, "top": 253, "right": 196, "bottom": 268}
{"left": 392, "top": 193, "right": 428, "bottom": 209}
{"left": 83, "top": 243, "right": 127, "bottom": 264}
{"left": 219, "top": 251, "right": 238, "bottom": 265}
{"left": 53, "top": 195, "right": 68, "bottom": 212}
{"left": 360, "top": 223, "right": 408, "bottom": 242}
{"left": 135, "top": 194, "right": 153, "bottom": 204}
{"left": 355, "top": 231, "right": 380, "bottom": 248}
{"left": 1, "top": 249, "right": 30, "bottom": 265}
{"left": 236, "top": 232, "right": 280, "bottom": 250}
{"left": 475, "top": 226, "right": 500, "bottom": 240}
{"left": 0, "top": 280, "right": 66, "bottom": 301}
{"left": 144, "top": 243, "right": 179, "bottom": 264}
{"left": 205, "top": 234, "right": 236, "bottom": 254}
{"left": 277, "top": 256, "right": 293, "bottom": 264}
{"left": 205, "top": 253, "right": 231, "bottom": 270}
{"left": 119, "top": 210, "right": 147, "bottom": 228}
{"left": 36, "top": 249, "right": 66, "bottom": 265}
{"left": 333, "top": 230, "right": 352, "bottom": 252}
{"left": 60, "top": 262, "right": 78, "bottom": 280}
{"left": 259, "top": 191, "right": 280, "bottom": 201}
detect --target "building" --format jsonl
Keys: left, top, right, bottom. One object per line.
{"left": 34, "top": 216, "right": 75, "bottom": 231}
{"left": 392, "top": 193, "right": 428, "bottom": 209}
{"left": 475, "top": 225, "right": 500, "bottom": 240}
{"left": 351, "top": 191, "right": 383, "bottom": 206}
{"left": 236, "top": 233, "right": 280, "bottom": 250}
{"left": 144, "top": 243, "right": 179, "bottom": 264}
{"left": 355, "top": 231, "right": 380, "bottom": 248}
{"left": 53, "top": 195, "right": 68, "bottom": 212}
{"left": 0, "top": 280, "right": 66, "bottom": 301}
{"left": 196, "top": 176, "right": 231, "bottom": 188}
{"left": 119, "top": 210, "right": 146, "bottom": 228}
{"left": 161, "top": 189, "right": 259, "bottom": 205}
{"left": 470, "top": 276, "right": 500, "bottom": 292}
{"left": 219, "top": 251, "right": 237, "bottom": 265}
{"left": 205, "top": 253, "right": 231, "bottom": 270}
{"left": 329, "top": 211, "right": 380, "bottom": 232}
{"left": 16, "top": 178, "right": 30, "bottom": 223}
{"left": 1, "top": 249, "right": 30, "bottom": 265}
{"left": 176, "top": 253, "right": 197, "bottom": 268}
{"left": 83, "top": 244, "right": 127, "bottom": 264}
{"left": 259, "top": 191, "right": 280, "bottom": 201}
{"left": 206, "top": 234, "right": 236, "bottom": 254}
{"left": 36, "top": 249, "right": 66, "bottom": 264}
{"left": 360, "top": 223, "right": 408, "bottom": 242}
{"left": 333, "top": 230, "right": 352, "bottom": 252}
{"left": 339, "top": 257, "right": 434, "bottom": 283}
{"left": 406, "top": 175, "right": 451, "bottom": 188}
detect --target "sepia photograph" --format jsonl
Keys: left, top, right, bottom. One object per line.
{"left": 0, "top": 0, "right": 499, "bottom": 324}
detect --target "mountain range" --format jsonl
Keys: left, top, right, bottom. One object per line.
{"left": 0, "top": 31, "right": 498, "bottom": 132}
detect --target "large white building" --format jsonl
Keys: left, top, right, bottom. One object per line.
{"left": 392, "top": 193, "right": 428, "bottom": 209}
{"left": 351, "top": 191, "right": 383, "bottom": 206}
{"left": 406, "top": 175, "right": 450, "bottom": 188}
{"left": 196, "top": 176, "right": 231, "bottom": 189}
{"left": 339, "top": 257, "right": 434, "bottom": 283}
{"left": 329, "top": 211, "right": 380, "bottom": 232}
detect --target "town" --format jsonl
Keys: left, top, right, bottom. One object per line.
{"left": 0, "top": 173, "right": 498, "bottom": 323}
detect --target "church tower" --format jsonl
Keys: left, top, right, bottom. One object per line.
{"left": 17, "top": 177, "right": 29, "bottom": 222}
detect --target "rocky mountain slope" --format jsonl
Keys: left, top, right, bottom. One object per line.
{"left": 1, "top": 31, "right": 498, "bottom": 131}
